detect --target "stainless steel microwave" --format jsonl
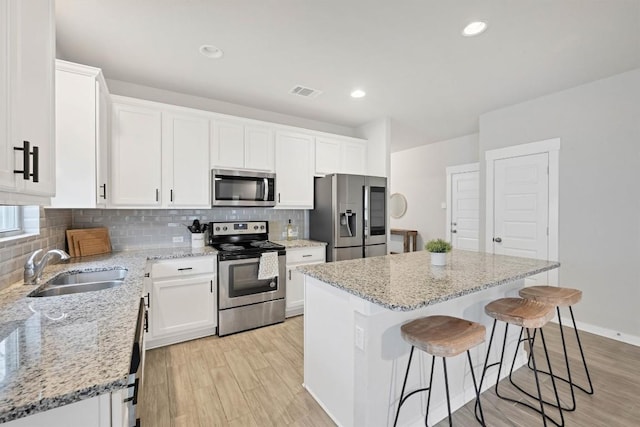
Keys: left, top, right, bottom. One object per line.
{"left": 211, "top": 169, "right": 276, "bottom": 207}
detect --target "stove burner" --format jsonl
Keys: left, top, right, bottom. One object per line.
{"left": 250, "top": 241, "right": 280, "bottom": 249}
{"left": 219, "top": 244, "right": 244, "bottom": 251}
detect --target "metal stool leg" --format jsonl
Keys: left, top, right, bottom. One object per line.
{"left": 442, "top": 358, "right": 452, "bottom": 427}
{"left": 394, "top": 346, "right": 415, "bottom": 427}
{"left": 467, "top": 350, "right": 486, "bottom": 426}
{"left": 424, "top": 356, "right": 436, "bottom": 426}
{"left": 569, "top": 306, "right": 594, "bottom": 394}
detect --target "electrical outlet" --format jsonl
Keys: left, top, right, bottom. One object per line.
{"left": 355, "top": 326, "right": 365, "bottom": 350}
{"left": 173, "top": 236, "right": 184, "bottom": 243}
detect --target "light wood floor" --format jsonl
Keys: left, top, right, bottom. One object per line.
{"left": 140, "top": 316, "right": 640, "bottom": 426}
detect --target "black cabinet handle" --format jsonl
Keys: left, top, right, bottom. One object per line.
{"left": 278, "top": 193, "right": 281, "bottom": 203}
{"left": 144, "top": 309, "right": 149, "bottom": 333}
{"left": 302, "top": 254, "right": 312, "bottom": 258}
{"left": 170, "top": 189, "right": 173, "bottom": 202}
{"left": 124, "top": 377, "right": 140, "bottom": 404}
{"left": 144, "top": 292, "right": 150, "bottom": 308}
{"left": 210, "top": 279, "right": 213, "bottom": 293}
{"left": 31, "top": 145, "right": 39, "bottom": 182}
{"left": 13, "top": 140, "right": 30, "bottom": 180}
{"left": 155, "top": 188, "right": 159, "bottom": 202}
{"left": 288, "top": 270, "right": 291, "bottom": 280}
{"left": 100, "top": 183, "right": 107, "bottom": 199}
{"left": 177, "top": 267, "right": 193, "bottom": 271}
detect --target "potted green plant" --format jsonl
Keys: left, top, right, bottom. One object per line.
{"left": 425, "top": 238, "right": 452, "bottom": 266}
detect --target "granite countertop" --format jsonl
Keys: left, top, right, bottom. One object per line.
{"left": 298, "top": 250, "right": 560, "bottom": 311}
{"left": 273, "top": 239, "right": 327, "bottom": 248}
{"left": 0, "top": 246, "right": 217, "bottom": 423}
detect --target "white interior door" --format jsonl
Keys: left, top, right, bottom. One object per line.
{"left": 450, "top": 170, "right": 479, "bottom": 251}
{"left": 492, "top": 152, "right": 549, "bottom": 284}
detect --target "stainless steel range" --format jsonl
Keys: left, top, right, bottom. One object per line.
{"left": 209, "top": 221, "right": 286, "bottom": 336}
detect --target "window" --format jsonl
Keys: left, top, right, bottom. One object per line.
{"left": 0, "top": 206, "right": 22, "bottom": 238}
{"left": 0, "top": 206, "right": 38, "bottom": 240}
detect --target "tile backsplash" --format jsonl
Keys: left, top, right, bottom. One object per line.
{"left": 71, "top": 208, "right": 308, "bottom": 251}
{"left": 0, "top": 208, "right": 72, "bottom": 290}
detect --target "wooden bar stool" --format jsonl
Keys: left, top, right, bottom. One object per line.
{"left": 518, "top": 286, "right": 594, "bottom": 411}
{"left": 393, "top": 315, "right": 486, "bottom": 427}
{"left": 479, "top": 298, "right": 564, "bottom": 427}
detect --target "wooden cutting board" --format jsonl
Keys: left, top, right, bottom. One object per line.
{"left": 66, "top": 228, "right": 112, "bottom": 257}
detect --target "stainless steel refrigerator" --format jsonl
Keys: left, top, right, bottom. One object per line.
{"left": 309, "top": 174, "right": 387, "bottom": 262}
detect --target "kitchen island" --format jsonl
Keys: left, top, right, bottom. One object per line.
{"left": 298, "top": 250, "right": 560, "bottom": 427}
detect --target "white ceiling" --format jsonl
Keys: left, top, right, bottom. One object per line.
{"left": 55, "top": 0, "right": 640, "bottom": 152}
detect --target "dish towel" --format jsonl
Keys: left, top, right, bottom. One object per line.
{"left": 258, "top": 251, "right": 279, "bottom": 280}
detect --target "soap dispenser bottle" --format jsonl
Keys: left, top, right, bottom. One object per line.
{"left": 286, "top": 219, "right": 294, "bottom": 241}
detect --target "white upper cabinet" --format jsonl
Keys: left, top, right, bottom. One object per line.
{"left": 111, "top": 96, "right": 211, "bottom": 208}
{"left": 211, "top": 120, "right": 274, "bottom": 171}
{"left": 162, "top": 110, "right": 210, "bottom": 207}
{"left": 0, "top": 0, "right": 55, "bottom": 204}
{"left": 50, "top": 60, "right": 110, "bottom": 208}
{"left": 315, "top": 136, "right": 367, "bottom": 176}
{"left": 110, "top": 100, "right": 163, "bottom": 207}
{"left": 275, "top": 131, "right": 314, "bottom": 209}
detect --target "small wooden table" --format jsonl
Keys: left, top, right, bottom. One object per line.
{"left": 390, "top": 229, "right": 418, "bottom": 253}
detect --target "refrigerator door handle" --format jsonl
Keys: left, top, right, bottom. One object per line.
{"left": 363, "top": 186, "right": 370, "bottom": 239}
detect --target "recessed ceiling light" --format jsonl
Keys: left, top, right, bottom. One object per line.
{"left": 350, "top": 89, "right": 366, "bottom": 98}
{"left": 462, "top": 21, "right": 488, "bottom": 37}
{"left": 199, "top": 45, "right": 224, "bottom": 59}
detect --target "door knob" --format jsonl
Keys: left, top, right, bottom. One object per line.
{"left": 493, "top": 237, "right": 502, "bottom": 243}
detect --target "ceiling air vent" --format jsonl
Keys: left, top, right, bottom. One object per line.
{"left": 289, "top": 85, "right": 322, "bottom": 99}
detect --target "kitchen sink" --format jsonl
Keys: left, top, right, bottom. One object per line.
{"left": 28, "top": 268, "right": 128, "bottom": 298}
{"left": 46, "top": 268, "right": 127, "bottom": 285}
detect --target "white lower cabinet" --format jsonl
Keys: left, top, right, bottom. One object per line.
{"left": 3, "top": 392, "right": 124, "bottom": 427}
{"left": 145, "top": 256, "right": 217, "bottom": 349}
{"left": 285, "top": 245, "right": 326, "bottom": 317}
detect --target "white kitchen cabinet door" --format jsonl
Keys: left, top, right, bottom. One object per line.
{"left": 163, "top": 111, "right": 210, "bottom": 207}
{"left": 17, "top": 0, "right": 55, "bottom": 197}
{"left": 211, "top": 120, "right": 244, "bottom": 169}
{"left": 0, "top": 0, "right": 55, "bottom": 203}
{"left": 110, "top": 102, "right": 162, "bottom": 206}
{"left": 342, "top": 140, "right": 367, "bottom": 175}
{"left": 275, "top": 131, "right": 314, "bottom": 209}
{"left": 285, "top": 245, "right": 325, "bottom": 317}
{"left": 244, "top": 125, "right": 274, "bottom": 171}
{"left": 0, "top": 0, "right": 17, "bottom": 193}
{"left": 50, "top": 61, "right": 110, "bottom": 208}
{"left": 151, "top": 275, "right": 216, "bottom": 339}
{"left": 315, "top": 137, "right": 341, "bottom": 175}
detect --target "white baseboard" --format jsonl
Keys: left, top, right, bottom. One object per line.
{"left": 551, "top": 316, "right": 640, "bottom": 347}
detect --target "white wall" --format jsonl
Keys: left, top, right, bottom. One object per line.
{"left": 479, "top": 68, "right": 640, "bottom": 340}
{"left": 106, "top": 79, "right": 357, "bottom": 137}
{"left": 389, "top": 134, "right": 478, "bottom": 252}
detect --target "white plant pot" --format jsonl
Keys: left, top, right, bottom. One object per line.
{"left": 430, "top": 252, "right": 447, "bottom": 266}
{"left": 191, "top": 233, "right": 205, "bottom": 249}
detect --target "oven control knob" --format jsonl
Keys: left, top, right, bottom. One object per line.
{"left": 254, "top": 225, "right": 259, "bottom": 230}
{"left": 215, "top": 226, "right": 220, "bottom": 231}
{"left": 222, "top": 226, "right": 228, "bottom": 231}
{"left": 269, "top": 281, "right": 276, "bottom": 288}
{"left": 260, "top": 225, "right": 265, "bottom": 230}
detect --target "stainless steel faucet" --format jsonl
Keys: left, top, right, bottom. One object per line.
{"left": 24, "top": 249, "right": 71, "bottom": 285}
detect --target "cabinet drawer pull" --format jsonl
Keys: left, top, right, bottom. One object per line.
{"left": 302, "top": 254, "right": 313, "bottom": 257}
{"left": 177, "top": 267, "right": 193, "bottom": 271}
{"left": 155, "top": 188, "right": 159, "bottom": 202}
{"left": 144, "top": 292, "right": 150, "bottom": 308}
{"left": 31, "top": 145, "right": 39, "bottom": 182}
{"left": 13, "top": 140, "right": 30, "bottom": 180}
{"left": 170, "top": 189, "right": 173, "bottom": 202}
{"left": 144, "top": 309, "right": 149, "bottom": 333}
{"left": 100, "top": 183, "right": 107, "bottom": 199}
{"left": 288, "top": 270, "right": 291, "bottom": 280}
{"left": 210, "top": 279, "right": 213, "bottom": 293}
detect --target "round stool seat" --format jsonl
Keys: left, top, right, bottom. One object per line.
{"left": 485, "top": 298, "right": 554, "bottom": 329}
{"left": 401, "top": 315, "right": 486, "bottom": 358}
{"left": 519, "top": 285, "right": 582, "bottom": 307}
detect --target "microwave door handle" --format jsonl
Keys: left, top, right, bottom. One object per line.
{"left": 263, "top": 178, "right": 269, "bottom": 201}
{"left": 363, "top": 186, "right": 369, "bottom": 239}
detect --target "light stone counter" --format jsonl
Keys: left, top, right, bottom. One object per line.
{"left": 298, "top": 249, "right": 560, "bottom": 311}
{"left": 272, "top": 239, "right": 327, "bottom": 249}
{"left": 0, "top": 246, "right": 217, "bottom": 423}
